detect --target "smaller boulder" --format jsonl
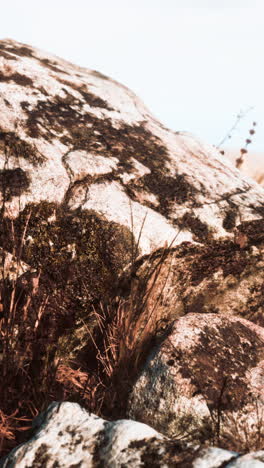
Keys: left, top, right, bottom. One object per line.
{"left": 128, "top": 313, "right": 264, "bottom": 451}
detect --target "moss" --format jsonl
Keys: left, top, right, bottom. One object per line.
{"left": 90, "top": 70, "right": 110, "bottom": 81}
{"left": 130, "top": 172, "right": 199, "bottom": 217}
{"left": 23, "top": 93, "right": 169, "bottom": 179}
{"left": 222, "top": 208, "right": 237, "bottom": 231}
{"left": 0, "top": 44, "right": 34, "bottom": 58}
{"left": 0, "top": 168, "right": 30, "bottom": 201}
{"left": 0, "top": 49, "right": 14, "bottom": 60}
{"left": 178, "top": 213, "right": 210, "bottom": 242}
{"left": 21, "top": 94, "right": 181, "bottom": 215}
{"left": 0, "top": 130, "right": 46, "bottom": 166}
{"left": 189, "top": 240, "right": 249, "bottom": 286}
{"left": 15, "top": 78, "right": 201, "bottom": 217}
{"left": 0, "top": 73, "right": 33, "bottom": 87}
{"left": 37, "top": 57, "right": 68, "bottom": 74}
{"left": 128, "top": 437, "right": 201, "bottom": 467}
{"left": 57, "top": 78, "right": 114, "bottom": 110}
{"left": 237, "top": 219, "right": 264, "bottom": 246}
{"left": 175, "top": 318, "right": 261, "bottom": 416}
{"left": 0, "top": 202, "right": 134, "bottom": 357}
{"left": 245, "top": 282, "right": 264, "bottom": 326}
{"left": 32, "top": 443, "right": 51, "bottom": 467}
{"left": 3, "top": 98, "right": 11, "bottom": 107}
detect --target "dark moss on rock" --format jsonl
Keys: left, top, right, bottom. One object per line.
{"left": 189, "top": 240, "right": 249, "bottom": 286}
{"left": 0, "top": 168, "right": 30, "bottom": 201}
{"left": 57, "top": 78, "right": 114, "bottom": 110}
{"left": 130, "top": 172, "right": 200, "bottom": 217}
{"left": 128, "top": 437, "right": 201, "bottom": 468}
{"left": 37, "top": 57, "right": 68, "bottom": 74}
{"left": 245, "top": 282, "right": 264, "bottom": 327}
{"left": 23, "top": 94, "right": 169, "bottom": 183}
{"left": 222, "top": 208, "right": 237, "bottom": 231}
{"left": 0, "top": 48, "right": 15, "bottom": 60}
{"left": 0, "top": 72, "right": 33, "bottom": 87}
{"left": 0, "top": 201, "right": 134, "bottom": 329}
{"left": 0, "top": 130, "right": 46, "bottom": 166}
{"left": 0, "top": 43, "right": 34, "bottom": 58}
{"left": 237, "top": 219, "right": 264, "bottom": 246}
{"left": 178, "top": 213, "right": 210, "bottom": 242}
{"left": 176, "top": 318, "right": 262, "bottom": 413}
{"left": 90, "top": 70, "right": 110, "bottom": 81}
{"left": 0, "top": 201, "right": 136, "bottom": 384}
{"left": 31, "top": 444, "right": 51, "bottom": 467}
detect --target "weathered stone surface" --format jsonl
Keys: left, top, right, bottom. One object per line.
{"left": 128, "top": 314, "right": 264, "bottom": 450}
{"left": 0, "top": 39, "right": 264, "bottom": 255}
{"left": 1, "top": 39, "right": 264, "bottom": 463}
{"left": 2, "top": 402, "right": 263, "bottom": 468}
{"left": 125, "top": 226, "right": 264, "bottom": 327}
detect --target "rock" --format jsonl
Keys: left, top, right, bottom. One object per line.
{"left": 124, "top": 227, "right": 264, "bottom": 327}
{"left": 128, "top": 313, "right": 264, "bottom": 450}
{"left": 2, "top": 401, "right": 263, "bottom": 468}
{"left": 1, "top": 39, "right": 264, "bottom": 462}
{"left": 0, "top": 39, "right": 264, "bottom": 255}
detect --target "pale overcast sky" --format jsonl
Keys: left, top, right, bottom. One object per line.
{"left": 1, "top": 1, "right": 264, "bottom": 153}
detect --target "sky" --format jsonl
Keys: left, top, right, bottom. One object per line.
{"left": 1, "top": 0, "right": 264, "bottom": 154}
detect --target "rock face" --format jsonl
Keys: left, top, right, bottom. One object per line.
{"left": 1, "top": 39, "right": 264, "bottom": 463}
{"left": 128, "top": 314, "right": 264, "bottom": 449}
{"left": 2, "top": 402, "right": 264, "bottom": 468}
{"left": 124, "top": 221, "right": 264, "bottom": 328}
{"left": 0, "top": 39, "right": 264, "bottom": 254}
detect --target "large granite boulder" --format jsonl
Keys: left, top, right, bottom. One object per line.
{"left": 0, "top": 39, "right": 264, "bottom": 253}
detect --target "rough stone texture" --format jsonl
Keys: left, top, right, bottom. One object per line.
{"left": 1, "top": 40, "right": 264, "bottom": 464}
{"left": 1, "top": 39, "right": 264, "bottom": 255}
{"left": 2, "top": 402, "right": 263, "bottom": 468}
{"left": 128, "top": 314, "right": 264, "bottom": 448}
{"left": 123, "top": 225, "right": 264, "bottom": 327}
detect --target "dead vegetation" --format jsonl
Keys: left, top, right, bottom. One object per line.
{"left": 0, "top": 202, "right": 176, "bottom": 456}
{"left": 0, "top": 206, "right": 263, "bottom": 457}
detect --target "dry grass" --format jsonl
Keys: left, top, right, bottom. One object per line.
{"left": 0, "top": 206, "right": 263, "bottom": 457}
{"left": 0, "top": 205, "right": 177, "bottom": 455}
